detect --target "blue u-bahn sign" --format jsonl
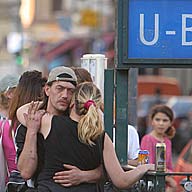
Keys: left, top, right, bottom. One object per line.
{"left": 118, "top": 0, "right": 192, "bottom": 67}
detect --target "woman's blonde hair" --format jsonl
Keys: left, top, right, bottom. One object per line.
{"left": 74, "top": 82, "right": 103, "bottom": 145}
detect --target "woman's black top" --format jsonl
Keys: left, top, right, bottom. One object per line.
{"left": 37, "top": 115, "right": 102, "bottom": 191}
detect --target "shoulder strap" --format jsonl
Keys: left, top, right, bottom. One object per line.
{"left": 12, "top": 130, "right": 17, "bottom": 151}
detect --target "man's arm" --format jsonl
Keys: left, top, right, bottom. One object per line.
{"left": 53, "top": 164, "right": 102, "bottom": 187}
{"left": 17, "top": 128, "right": 38, "bottom": 179}
{"left": 16, "top": 102, "right": 45, "bottom": 179}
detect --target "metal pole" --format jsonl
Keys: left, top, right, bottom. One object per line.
{"left": 128, "top": 68, "right": 138, "bottom": 127}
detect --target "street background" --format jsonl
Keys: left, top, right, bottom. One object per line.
{"left": 1, "top": 0, "right": 192, "bottom": 166}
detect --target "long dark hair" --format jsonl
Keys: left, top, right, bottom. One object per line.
{"left": 9, "top": 70, "right": 47, "bottom": 131}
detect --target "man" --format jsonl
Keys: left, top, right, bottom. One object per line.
{"left": 113, "top": 124, "right": 140, "bottom": 166}
{"left": 16, "top": 67, "right": 101, "bottom": 187}
{"left": 127, "top": 125, "right": 140, "bottom": 166}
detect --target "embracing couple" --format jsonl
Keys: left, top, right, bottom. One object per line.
{"left": 16, "top": 66, "right": 154, "bottom": 192}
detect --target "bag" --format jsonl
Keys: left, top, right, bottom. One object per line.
{"left": 5, "top": 170, "right": 29, "bottom": 192}
{"left": 104, "top": 181, "right": 119, "bottom": 192}
{"left": 0, "top": 121, "right": 7, "bottom": 192}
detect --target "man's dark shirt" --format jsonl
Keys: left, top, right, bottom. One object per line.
{"left": 15, "top": 124, "right": 45, "bottom": 186}
{"left": 15, "top": 108, "right": 70, "bottom": 186}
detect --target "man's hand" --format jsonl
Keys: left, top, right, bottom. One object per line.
{"left": 53, "top": 164, "right": 102, "bottom": 187}
{"left": 53, "top": 164, "right": 84, "bottom": 187}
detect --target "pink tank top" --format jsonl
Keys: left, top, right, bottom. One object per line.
{"left": 0, "top": 120, "right": 17, "bottom": 174}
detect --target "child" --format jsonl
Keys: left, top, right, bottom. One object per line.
{"left": 141, "top": 104, "right": 177, "bottom": 192}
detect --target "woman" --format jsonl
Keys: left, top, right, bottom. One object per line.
{"left": 7, "top": 70, "right": 47, "bottom": 190}
{"left": 0, "top": 74, "right": 18, "bottom": 190}
{"left": 71, "top": 67, "right": 93, "bottom": 84}
{"left": 9, "top": 70, "right": 47, "bottom": 130}
{"left": 17, "top": 82, "right": 154, "bottom": 191}
{"left": 141, "top": 104, "right": 177, "bottom": 192}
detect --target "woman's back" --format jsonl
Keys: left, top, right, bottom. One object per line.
{"left": 38, "top": 115, "right": 101, "bottom": 190}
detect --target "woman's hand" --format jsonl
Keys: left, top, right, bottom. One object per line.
{"left": 137, "top": 164, "right": 155, "bottom": 175}
{"left": 23, "top": 101, "right": 46, "bottom": 134}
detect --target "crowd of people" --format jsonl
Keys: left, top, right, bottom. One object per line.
{"left": 0, "top": 65, "right": 177, "bottom": 192}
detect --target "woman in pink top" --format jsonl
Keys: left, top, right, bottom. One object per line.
{"left": 0, "top": 74, "right": 18, "bottom": 186}
{"left": 141, "top": 104, "right": 176, "bottom": 192}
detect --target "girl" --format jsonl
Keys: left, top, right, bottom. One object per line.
{"left": 141, "top": 104, "right": 177, "bottom": 192}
